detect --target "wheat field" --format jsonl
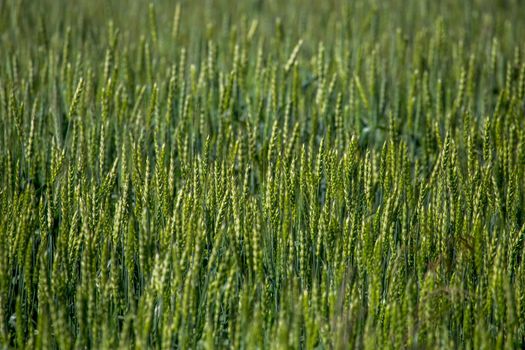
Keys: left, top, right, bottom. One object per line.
{"left": 1, "top": 0, "right": 525, "bottom": 348}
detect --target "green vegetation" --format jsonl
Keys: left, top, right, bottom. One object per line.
{"left": 1, "top": 0, "right": 525, "bottom": 348}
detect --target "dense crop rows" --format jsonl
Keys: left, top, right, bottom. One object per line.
{"left": 1, "top": 0, "right": 525, "bottom": 348}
